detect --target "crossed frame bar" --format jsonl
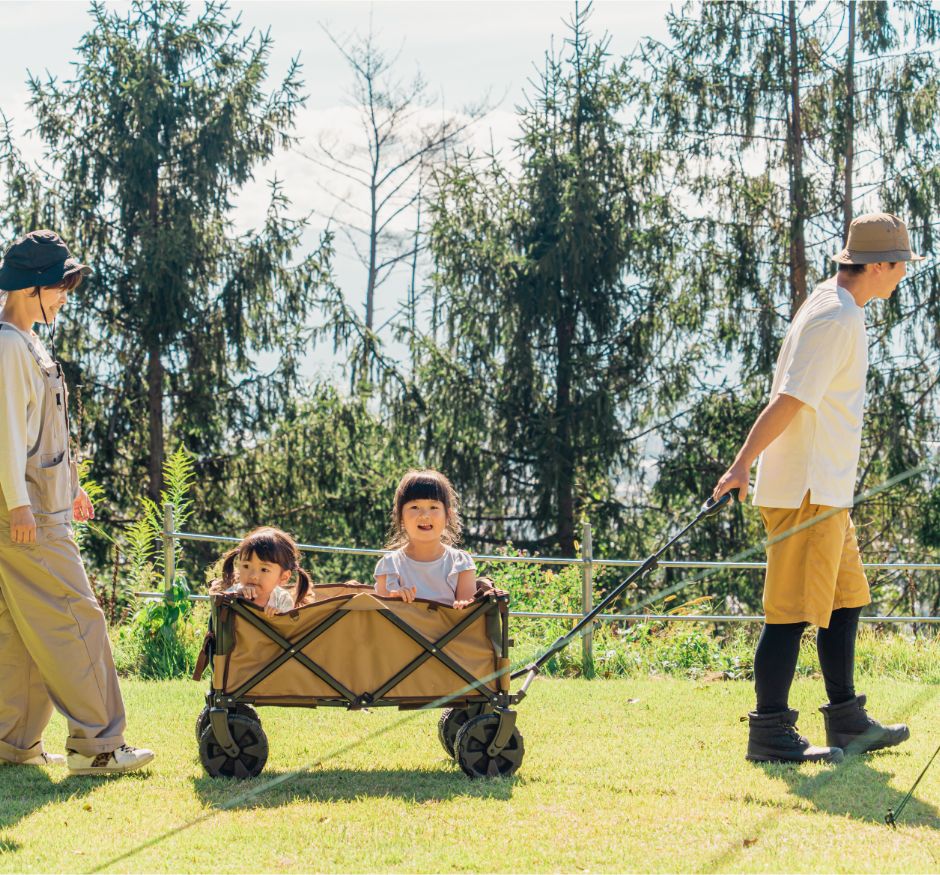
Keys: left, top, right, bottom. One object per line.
{"left": 214, "top": 593, "right": 509, "bottom": 710}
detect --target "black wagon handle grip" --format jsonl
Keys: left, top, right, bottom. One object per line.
{"left": 701, "top": 487, "right": 739, "bottom": 517}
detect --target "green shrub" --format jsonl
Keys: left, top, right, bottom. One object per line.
{"left": 480, "top": 549, "right": 939, "bottom": 681}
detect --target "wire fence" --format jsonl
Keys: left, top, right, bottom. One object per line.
{"left": 149, "top": 507, "right": 940, "bottom": 664}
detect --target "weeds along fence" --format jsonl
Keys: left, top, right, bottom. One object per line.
{"left": 148, "top": 506, "right": 940, "bottom": 665}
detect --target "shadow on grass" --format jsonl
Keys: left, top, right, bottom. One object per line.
{"left": 771, "top": 751, "right": 940, "bottom": 828}
{"left": 192, "top": 766, "right": 517, "bottom": 808}
{"left": 0, "top": 764, "right": 152, "bottom": 855}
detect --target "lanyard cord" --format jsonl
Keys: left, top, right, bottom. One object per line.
{"left": 37, "top": 292, "right": 74, "bottom": 454}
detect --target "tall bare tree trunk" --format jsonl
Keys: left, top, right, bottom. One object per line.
{"left": 843, "top": 0, "right": 857, "bottom": 240}
{"left": 786, "top": 0, "right": 808, "bottom": 317}
{"left": 147, "top": 344, "right": 164, "bottom": 504}
{"left": 555, "top": 311, "right": 576, "bottom": 556}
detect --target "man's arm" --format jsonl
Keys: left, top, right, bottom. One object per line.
{"left": 712, "top": 393, "right": 805, "bottom": 502}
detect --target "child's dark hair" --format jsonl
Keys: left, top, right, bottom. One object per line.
{"left": 217, "top": 526, "right": 310, "bottom": 607}
{"left": 386, "top": 469, "right": 462, "bottom": 549}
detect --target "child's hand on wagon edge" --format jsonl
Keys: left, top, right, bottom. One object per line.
{"left": 394, "top": 585, "right": 417, "bottom": 603}
{"left": 452, "top": 598, "right": 474, "bottom": 609}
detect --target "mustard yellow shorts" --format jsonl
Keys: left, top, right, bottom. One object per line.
{"left": 759, "top": 491, "right": 870, "bottom": 628}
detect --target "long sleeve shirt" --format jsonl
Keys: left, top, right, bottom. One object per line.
{"left": 0, "top": 322, "right": 54, "bottom": 510}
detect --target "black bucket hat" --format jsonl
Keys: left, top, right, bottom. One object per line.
{"left": 0, "top": 229, "right": 92, "bottom": 292}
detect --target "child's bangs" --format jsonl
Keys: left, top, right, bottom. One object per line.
{"left": 400, "top": 474, "right": 449, "bottom": 505}
{"left": 238, "top": 530, "right": 291, "bottom": 567}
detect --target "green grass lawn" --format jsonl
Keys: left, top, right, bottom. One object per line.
{"left": 0, "top": 676, "right": 936, "bottom": 873}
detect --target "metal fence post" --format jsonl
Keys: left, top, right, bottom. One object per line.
{"left": 581, "top": 521, "right": 594, "bottom": 675}
{"left": 163, "top": 503, "right": 175, "bottom": 593}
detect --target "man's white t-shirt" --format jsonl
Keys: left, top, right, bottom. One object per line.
{"left": 752, "top": 278, "right": 868, "bottom": 509}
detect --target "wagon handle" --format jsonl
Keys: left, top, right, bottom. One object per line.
{"left": 701, "top": 487, "right": 739, "bottom": 517}
{"left": 510, "top": 487, "right": 737, "bottom": 682}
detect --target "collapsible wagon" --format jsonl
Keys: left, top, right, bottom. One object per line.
{"left": 193, "top": 492, "right": 734, "bottom": 780}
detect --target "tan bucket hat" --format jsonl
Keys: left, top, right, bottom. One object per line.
{"left": 832, "top": 212, "right": 924, "bottom": 264}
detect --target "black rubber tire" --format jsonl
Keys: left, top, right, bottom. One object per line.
{"left": 195, "top": 703, "right": 258, "bottom": 742}
{"left": 437, "top": 704, "right": 487, "bottom": 758}
{"left": 454, "top": 712, "right": 524, "bottom": 779}
{"left": 199, "top": 713, "right": 268, "bottom": 779}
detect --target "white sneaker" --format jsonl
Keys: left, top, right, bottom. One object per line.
{"left": 67, "top": 744, "right": 155, "bottom": 776}
{"left": 0, "top": 751, "right": 66, "bottom": 766}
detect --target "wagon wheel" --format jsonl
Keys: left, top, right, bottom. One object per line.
{"left": 437, "top": 704, "right": 489, "bottom": 758}
{"left": 195, "top": 703, "right": 259, "bottom": 742}
{"left": 454, "top": 712, "right": 524, "bottom": 779}
{"left": 199, "top": 713, "right": 268, "bottom": 779}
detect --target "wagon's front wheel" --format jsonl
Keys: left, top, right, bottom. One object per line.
{"left": 195, "top": 703, "right": 259, "bottom": 743}
{"left": 199, "top": 713, "right": 268, "bottom": 779}
{"left": 454, "top": 712, "right": 524, "bottom": 779}
{"left": 437, "top": 704, "right": 488, "bottom": 758}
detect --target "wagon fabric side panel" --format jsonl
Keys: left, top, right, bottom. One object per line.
{"left": 217, "top": 588, "right": 500, "bottom": 705}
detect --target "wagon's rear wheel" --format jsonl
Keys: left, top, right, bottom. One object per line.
{"left": 199, "top": 713, "right": 268, "bottom": 779}
{"left": 437, "top": 704, "right": 488, "bottom": 758}
{"left": 454, "top": 712, "right": 524, "bottom": 779}
{"left": 195, "top": 703, "right": 258, "bottom": 742}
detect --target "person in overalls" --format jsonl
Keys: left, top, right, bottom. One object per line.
{"left": 0, "top": 230, "right": 154, "bottom": 774}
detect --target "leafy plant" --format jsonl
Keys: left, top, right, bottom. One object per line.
{"left": 115, "top": 447, "right": 203, "bottom": 678}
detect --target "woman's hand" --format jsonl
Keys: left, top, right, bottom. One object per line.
{"left": 72, "top": 488, "right": 95, "bottom": 522}
{"left": 9, "top": 505, "right": 36, "bottom": 544}
{"left": 396, "top": 586, "right": 417, "bottom": 603}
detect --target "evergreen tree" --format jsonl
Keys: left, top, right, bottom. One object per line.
{"left": 0, "top": 0, "right": 334, "bottom": 512}
{"left": 415, "top": 4, "right": 703, "bottom": 555}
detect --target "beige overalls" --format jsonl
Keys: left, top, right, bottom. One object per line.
{"left": 0, "top": 324, "right": 126, "bottom": 760}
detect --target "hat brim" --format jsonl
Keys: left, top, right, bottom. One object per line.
{"left": 832, "top": 248, "right": 926, "bottom": 264}
{"left": 0, "top": 258, "right": 91, "bottom": 291}
{"left": 62, "top": 258, "right": 92, "bottom": 279}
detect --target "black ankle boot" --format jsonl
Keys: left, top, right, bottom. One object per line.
{"left": 819, "top": 694, "right": 910, "bottom": 754}
{"left": 746, "top": 709, "right": 844, "bottom": 764}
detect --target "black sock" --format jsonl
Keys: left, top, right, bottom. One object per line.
{"left": 817, "top": 606, "right": 862, "bottom": 705}
{"left": 754, "top": 621, "right": 808, "bottom": 713}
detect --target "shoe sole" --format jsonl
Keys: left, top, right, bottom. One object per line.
{"left": 746, "top": 751, "right": 844, "bottom": 764}
{"left": 830, "top": 726, "right": 911, "bottom": 754}
{"left": 68, "top": 751, "right": 155, "bottom": 776}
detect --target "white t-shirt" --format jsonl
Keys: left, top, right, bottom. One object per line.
{"left": 753, "top": 278, "right": 868, "bottom": 509}
{"left": 374, "top": 546, "right": 476, "bottom": 603}
{"left": 0, "top": 323, "right": 55, "bottom": 510}
{"left": 225, "top": 583, "right": 295, "bottom": 613}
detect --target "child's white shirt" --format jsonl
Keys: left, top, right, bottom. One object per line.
{"left": 374, "top": 546, "right": 475, "bottom": 603}
{"left": 225, "top": 583, "right": 295, "bottom": 613}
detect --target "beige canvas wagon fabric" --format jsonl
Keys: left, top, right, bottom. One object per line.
{"left": 214, "top": 583, "right": 500, "bottom": 704}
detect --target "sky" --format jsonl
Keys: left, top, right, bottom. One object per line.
{"left": 0, "top": 1, "right": 675, "bottom": 378}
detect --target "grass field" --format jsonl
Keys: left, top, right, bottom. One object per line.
{"left": 0, "top": 676, "right": 937, "bottom": 873}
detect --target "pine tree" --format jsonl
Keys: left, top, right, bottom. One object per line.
{"left": 0, "top": 0, "right": 334, "bottom": 510}
{"left": 416, "top": 4, "right": 702, "bottom": 554}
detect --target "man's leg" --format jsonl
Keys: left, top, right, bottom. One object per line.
{"left": 816, "top": 606, "right": 861, "bottom": 704}
{"left": 748, "top": 497, "right": 843, "bottom": 764}
{"left": 0, "top": 526, "right": 153, "bottom": 772}
{"left": 817, "top": 517, "right": 909, "bottom": 753}
{"left": 0, "top": 583, "right": 57, "bottom": 764}
{"left": 754, "top": 621, "right": 806, "bottom": 713}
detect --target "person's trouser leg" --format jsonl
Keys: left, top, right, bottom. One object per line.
{"left": 816, "top": 606, "right": 862, "bottom": 705}
{"left": 754, "top": 621, "right": 808, "bottom": 713}
{"left": 0, "top": 525, "right": 126, "bottom": 756}
{"left": 0, "top": 585, "right": 55, "bottom": 762}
